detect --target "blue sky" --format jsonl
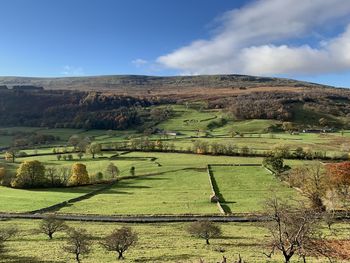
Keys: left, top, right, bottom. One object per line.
{"left": 1, "top": 0, "right": 350, "bottom": 88}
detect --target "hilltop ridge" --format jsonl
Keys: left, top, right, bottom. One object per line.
{"left": 0, "top": 74, "right": 333, "bottom": 91}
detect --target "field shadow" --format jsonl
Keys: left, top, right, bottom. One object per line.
{"left": 85, "top": 189, "right": 134, "bottom": 195}
{"left": 219, "top": 235, "right": 247, "bottom": 240}
{"left": 0, "top": 254, "right": 65, "bottom": 263}
{"left": 26, "top": 185, "right": 105, "bottom": 194}
{"left": 132, "top": 176, "right": 170, "bottom": 181}
{"left": 115, "top": 185, "right": 151, "bottom": 190}
{"left": 135, "top": 253, "right": 193, "bottom": 262}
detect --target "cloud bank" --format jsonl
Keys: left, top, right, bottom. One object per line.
{"left": 157, "top": 0, "right": 350, "bottom": 76}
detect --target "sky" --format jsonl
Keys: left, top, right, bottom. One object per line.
{"left": 1, "top": 0, "right": 350, "bottom": 87}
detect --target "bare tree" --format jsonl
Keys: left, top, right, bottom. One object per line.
{"left": 287, "top": 163, "right": 328, "bottom": 211}
{"left": 101, "top": 227, "right": 138, "bottom": 260}
{"left": 264, "top": 197, "right": 334, "bottom": 263}
{"left": 46, "top": 167, "right": 58, "bottom": 186}
{"left": 58, "top": 167, "right": 70, "bottom": 186}
{"left": 63, "top": 228, "right": 92, "bottom": 263}
{"left": 77, "top": 152, "right": 84, "bottom": 160}
{"left": 39, "top": 214, "right": 67, "bottom": 239}
{"left": 86, "top": 143, "right": 102, "bottom": 159}
{"left": 106, "top": 163, "right": 120, "bottom": 179}
{"left": 187, "top": 220, "right": 221, "bottom": 245}
{"left": 4, "top": 148, "right": 18, "bottom": 163}
{"left": 323, "top": 211, "right": 336, "bottom": 231}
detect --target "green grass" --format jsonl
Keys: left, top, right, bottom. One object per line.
{"left": 0, "top": 151, "right": 311, "bottom": 214}
{"left": 292, "top": 104, "right": 342, "bottom": 126}
{"left": 0, "top": 136, "right": 13, "bottom": 148}
{"left": 0, "top": 127, "right": 42, "bottom": 133}
{"left": 155, "top": 131, "right": 350, "bottom": 158}
{"left": 214, "top": 119, "right": 278, "bottom": 134}
{"left": 1, "top": 111, "right": 349, "bottom": 159}
{"left": 212, "top": 166, "right": 302, "bottom": 213}
{"left": 0, "top": 219, "right": 345, "bottom": 263}
{"left": 0, "top": 185, "right": 102, "bottom": 212}
{"left": 157, "top": 105, "right": 220, "bottom": 132}
{"left": 0, "top": 149, "right": 314, "bottom": 215}
{"left": 59, "top": 169, "right": 218, "bottom": 215}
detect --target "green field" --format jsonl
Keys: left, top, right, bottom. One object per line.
{"left": 0, "top": 185, "right": 102, "bottom": 212}
{"left": 59, "top": 169, "right": 218, "bottom": 215}
{"left": 214, "top": 119, "right": 279, "bottom": 134}
{"left": 156, "top": 105, "right": 220, "bottom": 132}
{"left": 1, "top": 108, "right": 350, "bottom": 158}
{"left": 212, "top": 166, "right": 302, "bottom": 213}
{"left": 0, "top": 150, "right": 311, "bottom": 215}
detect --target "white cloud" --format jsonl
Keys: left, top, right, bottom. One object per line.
{"left": 61, "top": 65, "right": 84, "bottom": 76}
{"left": 157, "top": 0, "right": 350, "bottom": 76}
{"left": 132, "top": 58, "right": 148, "bottom": 67}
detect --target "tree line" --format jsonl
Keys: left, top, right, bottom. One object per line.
{"left": 0, "top": 159, "right": 123, "bottom": 188}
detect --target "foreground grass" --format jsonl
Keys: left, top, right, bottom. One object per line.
{"left": 0, "top": 219, "right": 347, "bottom": 263}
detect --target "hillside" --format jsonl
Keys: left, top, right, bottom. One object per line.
{"left": 0, "top": 74, "right": 349, "bottom": 129}
{"left": 0, "top": 74, "right": 332, "bottom": 92}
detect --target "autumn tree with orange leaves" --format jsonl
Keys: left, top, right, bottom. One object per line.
{"left": 326, "top": 161, "right": 350, "bottom": 210}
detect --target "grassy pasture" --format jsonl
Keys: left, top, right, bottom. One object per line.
{"left": 0, "top": 136, "right": 13, "bottom": 148}
{"left": 54, "top": 153, "right": 307, "bottom": 215}
{"left": 0, "top": 151, "right": 310, "bottom": 215}
{"left": 58, "top": 169, "right": 218, "bottom": 215}
{"left": 0, "top": 107, "right": 349, "bottom": 158}
{"left": 152, "top": 132, "right": 350, "bottom": 158}
{"left": 0, "top": 127, "right": 42, "bottom": 133}
{"left": 213, "top": 119, "right": 279, "bottom": 134}
{"left": 0, "top": 185, "right": 102, "bottom": 213}
{"left": 156, "top": 105, "right": 220, "bottom": 132}
{"left": 0, "top": 219, "right": 345, "bottom": 263}
{"left": 211, "top": 166, "right": 302, "bottom": 213}
{"left": 4, "top": 129, "right": 348, "bottom": 160}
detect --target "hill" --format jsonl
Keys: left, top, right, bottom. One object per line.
{"left": 0, "top": 74, "right": 349, "bottom": 129}
{"left": 0, "top": 74, "right": 332, "bottom": 92}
